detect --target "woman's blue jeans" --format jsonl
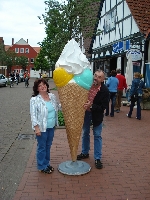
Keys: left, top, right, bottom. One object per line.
{"left": 82, "top": 111, "right": 103, "bottom": 160}
{"left": 128, "top": 97, "right": 142, "bottom": 119}
{"left": 36, "top": 128, "right": 54, "bottom": 170}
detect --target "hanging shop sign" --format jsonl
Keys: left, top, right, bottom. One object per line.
{"left": 132, "top": 62, "right": 140, "bottom": 66}
{"left": 126, "top": 49, "right": 142, "bottom": 61}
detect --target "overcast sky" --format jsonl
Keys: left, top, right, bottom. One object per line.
{"left": 0, "top": 0, "right": 48, "bottom": 47}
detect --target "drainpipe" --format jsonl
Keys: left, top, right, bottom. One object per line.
{"left": 143, "top": 39, "right": 148, "bottom": 84}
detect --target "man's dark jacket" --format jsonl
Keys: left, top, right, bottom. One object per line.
{"left": 90, "top": 82, "right": 109, "bottom": 127}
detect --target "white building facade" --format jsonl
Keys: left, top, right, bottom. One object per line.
{"left": 91, "top": 0, "right": 150, "bottom": 87}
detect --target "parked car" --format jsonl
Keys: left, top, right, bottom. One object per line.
{"left": 0, "top": 74, "right": 8, "bottom": 87}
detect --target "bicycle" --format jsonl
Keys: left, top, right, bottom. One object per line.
{"left": 10, "top": 79, "right": 14, "bottom": 88}
{"left": 10, "top": 77, "right": 18, "bottom": 88}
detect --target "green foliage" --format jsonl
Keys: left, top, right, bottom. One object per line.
{"left": 37, "top": 0, "right": 100, "bottom": 67}
{"left": 34, "top": 48, "right": 50, "bottom": 71}
{"left": 0, "top": 43, "right": 6, "bottom": 65}
{"left": 16, "top": 56, "right": 28, "bottom": 72}
{"left": 58, "top": 110, "right": 65, "bottom": 126}
{"left": 50, "top": 87, "right": 57, "bottom": 90}
{"left": 4, "top": 49, "right": 16, "bottom": 73}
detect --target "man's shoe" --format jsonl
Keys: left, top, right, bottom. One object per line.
{"left": 110, "top": 115, "right": 114, "bottom": 117}
{"left": 39, "top": 167, "right": 53, "bottom": 174}
{"left": 136, "top": 117, "right": 141, "bottom": 120}
{"left": 95, "top": 159, "right": 103, "bottom": 169}
{"left": 77, "top": 153, "right": 89, "bottom": 160}
{"left": 115, "top": 108, "right": 120, "bottom": 113}
{"left": 47, "top": 165, "right": 54, "bottom": 172}
{"left": 105, "top": 113, "right": 109, "bottom": 116}
{"left": 126, "top": 114, "right": 131, "bottom": 118}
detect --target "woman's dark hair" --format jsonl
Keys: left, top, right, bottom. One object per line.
{"left": 110, "top": 70, "right": 117, "bottom": 77}
{"left": 32, "top": 78, "right": 49, "bottom": 97}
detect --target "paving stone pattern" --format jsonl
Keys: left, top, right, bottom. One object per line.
{"left": 1, "top": 79, "right": 150, "bottom": 200}
{"left": 0, "top": 80, "right": 37, "bottom": 200}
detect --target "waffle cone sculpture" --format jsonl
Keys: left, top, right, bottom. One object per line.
{"left": 53, "top": 39, "right": 93, "bottom": 162}
{"left": 58, "top": 83, "right": 88, "bottom": 161}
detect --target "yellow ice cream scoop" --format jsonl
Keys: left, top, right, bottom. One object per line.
{"left": 53, "top": 67, "right": 73, "bottom": 87}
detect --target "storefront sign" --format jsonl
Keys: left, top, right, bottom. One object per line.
{"left": 113, "top": 40, "right": 130, "bottom": 53}
{"left": 113, "top": 42, "right": 123, "bottom": 53}
{"left": 126, "top": 49, "right": 142, "bottom": 61}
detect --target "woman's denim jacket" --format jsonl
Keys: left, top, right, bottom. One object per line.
{"left": 30, "top": 93, "right": 60, "bottom": 132}
{"left": 130, "top": 78, "right": 145, "bottom": 97}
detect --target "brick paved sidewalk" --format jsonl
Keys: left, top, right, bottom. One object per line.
{"left": 12, "top": 103, "right": 150, "bottom": 200}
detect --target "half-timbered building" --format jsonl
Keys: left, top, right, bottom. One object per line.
{"left": 91, "top": 0, "right": 150, "bottom": 87}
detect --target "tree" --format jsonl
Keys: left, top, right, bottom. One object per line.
{"left": 34, "top": 48, "right": 50, "bottom": 71}
{"left": 4, "top": 49, "right": 16, "bottom": 74}
{"left": 16, "top": 56, "right": 28, "bottom": 72}
{"left": 37, "top": 0, "right": 100, "bottom": 67}
{"left": 0, "top": 43, "right": 6, "bottom": 66}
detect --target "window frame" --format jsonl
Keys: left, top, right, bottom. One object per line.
{"left": 30, "top": 58, "right": 34, "bottom": 63}
{"left": 20, "top": 48, "right": 24, "bottom": 53}
{"left": 15, "top": 48, "right": 19, "bottom": 53}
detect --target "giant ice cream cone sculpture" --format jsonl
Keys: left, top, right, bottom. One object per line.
{"left": 53, "top": 39, "right": 93, "bottom": 161}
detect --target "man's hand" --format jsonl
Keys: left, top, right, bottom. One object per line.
{"left": 83, "top": 100, "right": 92, "bottom": 110}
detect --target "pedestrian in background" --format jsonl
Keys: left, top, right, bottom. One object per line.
{"left": 105, "top": 70, "right": 119, "bottom": 117}
{"left": 126, "top": 72, "right": 145, "bottom": 120}
{"left": 16, "top": 70, "right": 20, "bottom": 83}
{"left": 30, "top": 78, "right": 60, "bottom": 174}
{"left": 114, "top": 69, "right": 127, "bottom": 113}
{"left": 42, "top": 72, "right": 48, "bottom": 82}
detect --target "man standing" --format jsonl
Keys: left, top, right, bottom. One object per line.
{"left": 16, "top": 70, "right": 20, "bottom": 84}
{"left": 9, "top": 71, "right": 15, "bottom": 82}
{"left": 114, "top": 69, "right": 127, "bottom": 113}
{"left": 24, "top": 70, "right": 30, "bottom": 86}
{"left": 77, "top": 70, "right": 109, "bottom": 169}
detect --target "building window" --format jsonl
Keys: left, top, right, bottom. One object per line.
{"left": 20, "top": 48, "right": 24, "bottom": 53}
{"left": 30, "top": 58, "right": 34, "bottom": 63}
{"left": 104, "top": 8, "right": 116, "bottom": 33}
{"left": 25, "top": 48, "right": 29, "bottom": 53}
{"left": 15, "top": 48, "right": 19, "bottom": 53}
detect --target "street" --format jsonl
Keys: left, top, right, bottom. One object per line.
{"left": 0, "top": 79, "right": 36, "bottom": 200}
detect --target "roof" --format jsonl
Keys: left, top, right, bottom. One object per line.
{"left": 4, "top": 40, "right": 41, "bottom": 53}
{"left": 82, "top": 1, "right": 100, "bottom": 58}
{"left": 5, "top": 45, "right": 11, "bottom": 51}
{"left": 33, "top": 47, "right": 41, "bottom": 53}
{"left": 15, "top": 38, "right": 29, "bottom": 45}
{"left": 126, "top": 0, "right": 150, "bottom": 38}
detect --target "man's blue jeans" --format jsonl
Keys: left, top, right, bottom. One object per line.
{"left": 105, "top": 92, "right": 116, "bottom": 116}
{"left": 82, "top": 111, "right": 103, "bottom": 160}
{"left": 36, "top": 128, "right": 54, "bottom": 170}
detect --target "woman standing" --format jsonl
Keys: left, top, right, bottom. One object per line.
{"left": 105, "top": 70, "right": 119, "bottom": 117}
{"left": 30, "top": 78, "right": 60, "bottom": 174}
{"left": 127, "top": 72, "right": 145, "bottom": 120}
